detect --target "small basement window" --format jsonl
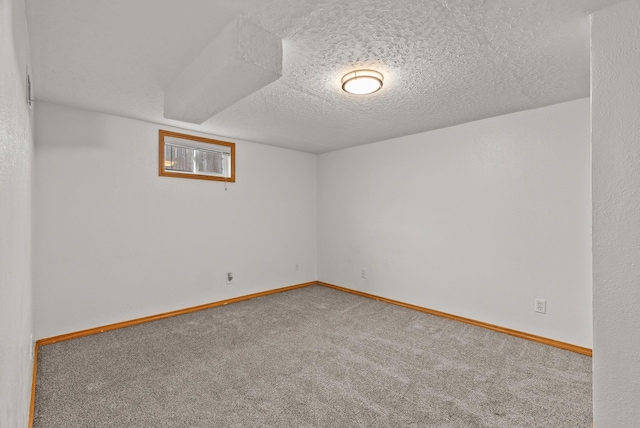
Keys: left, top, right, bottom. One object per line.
{"left": 159, "top": 130, "right": 235, "bottom": 182}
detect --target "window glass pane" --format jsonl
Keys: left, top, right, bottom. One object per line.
{"left": 196, "top": 150, "right": 224, "bottom": 175}
{"left": 159, "top": 130, "right": 235, "bottom": 183}
{"left": 166, "top": 144, "right": 195, "bottom": 173}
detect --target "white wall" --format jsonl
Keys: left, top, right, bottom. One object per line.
{"left": 318, "top": 98, "right": 592, "bottom": 348}
{"left": 0, "top": 0, "right": 34, "bottom": 426}
{"left": 592, "top": 0, "right": 640, "bottom": 425}
{"left": 34, "top": 102, "right": 317, "bottom": 339}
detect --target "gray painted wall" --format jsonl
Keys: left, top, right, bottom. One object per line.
{"left": 34, "top": 102, "right": 318, "bottom": 339}
{"left": 318, "top": 99, "right": 592, "bottom": 348}
{"left": 0, "top": 0, "right": 34, "bottom": 426}
{"left": 592, "top": 0, "right": 640, "bottom": 425}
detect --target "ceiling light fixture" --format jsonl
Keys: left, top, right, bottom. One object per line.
{"left": 341, "top": 69, "right": 384, "bottom": 95}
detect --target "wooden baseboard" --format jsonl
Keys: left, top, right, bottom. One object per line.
{"left": 28, "top": 342, "right": 39, "bottom": 428}
{"left": 35, "top": 279, "right": 594, "bottom": 354}
{"left": 36, "top": 281, "right": 316, "bottom": 346}
{"left": 316, "top": 281, "right": 593, "bottom": 357}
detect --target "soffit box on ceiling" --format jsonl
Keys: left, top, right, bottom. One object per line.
{"left": 164, "top": 17, "right": 282, "bottom": 124}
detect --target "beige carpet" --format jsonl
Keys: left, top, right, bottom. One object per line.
{"left": 34, "top": 285, "right": 592, "bottom": 427}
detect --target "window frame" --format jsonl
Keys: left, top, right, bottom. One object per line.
{"left": 158, "top": 129, "right": 236, "bottom": 183}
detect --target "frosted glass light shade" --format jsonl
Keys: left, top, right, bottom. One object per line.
{"left": 341, "top": 69, "right": 384, "bottom": 95}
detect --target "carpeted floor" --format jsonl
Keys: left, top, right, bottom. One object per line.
{"left": 34, "top": 285, "right": 592, "bottom": 427}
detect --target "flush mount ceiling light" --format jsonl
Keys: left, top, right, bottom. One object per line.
{"left": 341, "top": 69, "right": 384, "bottom": 95}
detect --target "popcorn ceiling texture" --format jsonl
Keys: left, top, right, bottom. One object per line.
{"left": 26, "top": 0, "right": 623, "bottom": 153}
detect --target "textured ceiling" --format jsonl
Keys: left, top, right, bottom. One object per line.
{"left": 25, "top": 0, "right": 622, "bottom": 153}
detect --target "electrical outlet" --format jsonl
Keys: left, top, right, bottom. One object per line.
{"left": 535, "top": 298, "right": 546, "bottom": 314}
{"left": 226, "top": 272, "right": 234, "bottom": 285}
{"left": 361, "top": 268, "right": 367, "bottom": 279}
